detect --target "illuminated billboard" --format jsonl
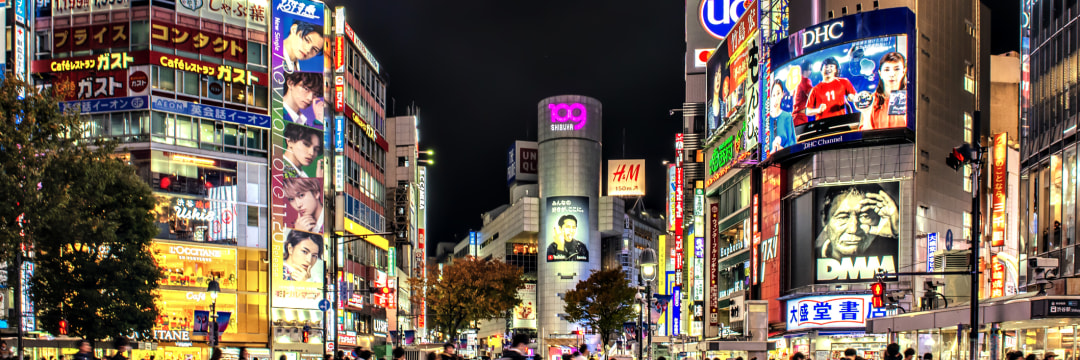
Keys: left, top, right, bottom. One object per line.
{"left": 544, "top": 196, "right": 590, "bottom": 262}
{"left": 607, "top": 159, "right": 645, "bottom": 196}
{"left": 705, "top": 1, "right": 760, "bottom": 143}
{"left": 814, "top": 182, "right": 899, "bottom": 283}
{"left": 785, "top": 294, "right": 890, "bottom": 331}
{"left": 271, "top": 0, "right": 326, "bottom": 311}
{"left": 764, "top": 8, "right": 915, "bottom": 161}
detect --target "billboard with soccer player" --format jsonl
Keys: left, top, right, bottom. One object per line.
{"left": 763, "top": 8, "right": 915, "bottom": 161}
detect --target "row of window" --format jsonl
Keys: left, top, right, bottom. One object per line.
{"left": 1024, "top": 15, "right": 1079, "bottom": 160}
{"left": 345, "top": 118, "right": 387, "bottom": 171}
{"left": 344, "top": 42, "right": 387, "bottom": 134}
{"left": 343, "top": 156, "right": 385, "bottom": 204}
{"left": 150, "top": 110, "right": 269, "bottom": 157}
{"left": 150, "top": 65, "right": 269, "bottom": 109}
{"left": 344, "top": 193, "right": 385, "bottom": 234}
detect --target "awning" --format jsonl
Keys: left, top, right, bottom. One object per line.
{"left": 866, "top": 294, "right": 1079, "bottom": 333}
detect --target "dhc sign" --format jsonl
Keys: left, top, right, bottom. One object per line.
{"left": 699, "top": 0, "right": 747, "bottom": 39}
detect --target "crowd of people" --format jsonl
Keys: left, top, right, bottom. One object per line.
{"left": 784, "top": 343, "right": 1063, "bottom": 360}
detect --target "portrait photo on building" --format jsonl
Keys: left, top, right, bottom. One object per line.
{"left": 814, "top": 182, "right": 900, "bottom": 283}
{"left": 544, "top": 196, "right": 590, "bottom": 262}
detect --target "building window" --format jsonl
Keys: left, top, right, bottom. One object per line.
{"left": 917, "top": 205, "right": 929, "bottom": 233}
{"left": 964, "top": 75, "right": 976, "bottom": 93}
{"left": 964, "top": 112, "right": 973, "bottom": 143}
{"left": 963, "top": 211, "right": 972, "bottom": 240}
{"left": 398, "top": 156, "right": 407, "bottom": 167}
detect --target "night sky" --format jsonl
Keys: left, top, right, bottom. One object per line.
{"left": 345, "top": 0, "right": 1020, "bottom": 254}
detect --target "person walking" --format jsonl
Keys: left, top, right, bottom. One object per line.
{"left": 440, "top": 344, "right": 463, "bottom": 360}
{"left": 108, "top": 338, "right": 131, "bottom": 360}
{"left": 73, "top": 340, "right": 96, "bottom": 360}
{"left": 393, "top": 348, "right": 406, "bottom": 360}
{"left": 498, "top": 334, "right": 530, "bottom": 360}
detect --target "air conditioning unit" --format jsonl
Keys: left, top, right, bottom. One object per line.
{"left": 932, "top": 250, "right": 971, "bottom": 308}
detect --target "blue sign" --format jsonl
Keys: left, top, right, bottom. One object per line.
{"left": 672, "top": 285, "right": 682, "bottom": 336}
{"left": 334, "top": 115, "right": 345, "bottom": 152}
{"left": 699, "top": 0, "right": 747, "bottom": 39}
{"left": 927, "top": 233, "right": 938, "bottom": 272}
{"left": 60, "top": 96, "right": 149, "bottom": 114}
{"left": 318, "top": 299, "right": 332, "bottom": 312}
{"left": 14, "top": 0, "right": 26, "bottom": 25}
{"left": 945, "top": 229, "right": 954, "bottom": 251}
{"left": 151, "top": 96, "right": 271, "bottom": 128}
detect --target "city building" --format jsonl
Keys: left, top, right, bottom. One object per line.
{"left": 384, "top": 113, "right": 430, "bottom": 346}
{"left": 13, "top": 0, "right": 407, "bottom": 359}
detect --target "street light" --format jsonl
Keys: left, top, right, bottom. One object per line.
{"left": 639, "top": 248, "right": 657, "bottom": 360}
{"left": 206, "top": 278, "right": 221, "bottom": 347}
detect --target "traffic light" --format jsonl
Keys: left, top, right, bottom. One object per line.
{"left": 302, "top": 325, "right": 311, "bottom": 343}
{"left": 377, "top": 286, "right": 392, "bottom": 296}
{"left": 946, "top": 144, "right": 977, "bottom": 171}
{"left": 58, "top": 319, "right": 68, "bottom": 335}
{"left": 871, "top": 281, "right": 886, "bottom": 308}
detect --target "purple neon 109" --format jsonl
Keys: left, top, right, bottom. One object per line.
{"left": 549, "top": 102, "right": 587, "bottom": 130}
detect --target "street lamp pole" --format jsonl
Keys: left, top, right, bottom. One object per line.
{"left": 330, "top": 232, "right": 394, "bottom": 350}
{"left": 207, "top": 278, "right": 221, "bottom": 347}
{"left": 639, "top": 249, "right": 657, "bottom": 360}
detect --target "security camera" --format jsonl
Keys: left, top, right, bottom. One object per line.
{"left": 1029, "top": 257, "right": 1060, "bottom": 268}
{"left": 1029, "top": 257, "right": 1061, "bottom": 284}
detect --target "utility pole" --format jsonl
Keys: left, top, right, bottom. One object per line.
{"left": 968, "top": 113, "right": 982, "bottom": 360}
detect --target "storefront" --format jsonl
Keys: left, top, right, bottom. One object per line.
{"left": 868, "top": 295, "right": 1080, "bottom": 360}
{"left": 779, "top": 294, "right": 892, "bottom": 360}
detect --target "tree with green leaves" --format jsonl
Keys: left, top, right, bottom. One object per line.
{"left": 411, "top": 256, "right": 524, "bottom": 342}
{"left": 563, "top": 268, "right": 638, "bottom": 358}
{"left": 0, "top": 78, "right": 163, "bottom": 341}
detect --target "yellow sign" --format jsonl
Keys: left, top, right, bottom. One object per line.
{"left": 156, "top": 53, "right": 255, "bottom": 85}
{"left": 342, "top": 219, "right": 389, "bottom": 250}
{"left": 350, "top": 114, "right": 377, "bottom": 141}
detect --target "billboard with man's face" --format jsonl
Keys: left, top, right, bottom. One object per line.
{"left": 544, "top": 196, "right": 590, "bottom": 262}
{"left": 815, "top": 182, "right": 899, "bottom": 283}
{"left": 763, "top": 8, "right": 915, "bottom": 161}
{"left": 270, "top": 0, "right": 326, "bottom": 310}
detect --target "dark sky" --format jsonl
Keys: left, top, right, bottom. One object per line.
{"left": 346, "top": 1, "right": 1020, "bottom": 254}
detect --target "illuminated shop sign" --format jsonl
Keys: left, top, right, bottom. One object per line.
{"left": 704, "top": 124, "right": 754, "bottom": 188}
{"left": 151, "top": 96, "right": 271, "bottom": 128}
{"left": 549, "top": 102, "right": 587, "bottom": 131}
{"left": 153, "top": 330, "right": 192, "bottom": 342}
{"left": 155, "top": 290, "right": 237, "bottom": 335}
{"left": 33, "top": 51, "right": 141, "bottom": 73}
{"left": 59, "top": 96, "right": 149, "bottom": 114}
{"left": 698, "top": 0, "right": 746, "bottom": 39}
{"left": 52, "top": 23, "right": 129, "bottom": 53}
{"left": 724, "top": 0, "right": 757, "bottom": 55}
{"left": 153, "top": 193, "right": 238, "bottom": 245}
{"left": 343, "top": 23, "right": 380, "bottom": 74}
{"left": 334, "top": 37, "right": 345, "bottom": 73}
{"left": 175, "top": 0, "right": 269, "bottom": 30}
{"left": 45, "top": 67, "right": 151, "bottom": 101}
{"left": 785, "top": 294, "right": 891, "bottom": 331}
{"left": 334, "top": 76, "right": 345, "bottom": 112}
{"left": 53, "top": 0, "right": 128, "bottom": 16}
{"left": 991, "top": 133, "right": 1007, "bottom": 247}
{"left": 154, "top": 52, "right": 265, "bottom": 85}
{"left": 607, "top": 159, "right": 646, "bottom": 196}
{"left": 151, "top": 24, "right": 247, "bottom": 63}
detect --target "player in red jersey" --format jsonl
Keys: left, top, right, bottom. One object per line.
{"left": 805, "top": 57, "right": 859, "bottom": 120}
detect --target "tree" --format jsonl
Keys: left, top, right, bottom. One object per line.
{"left": 411, "top": 257, "right": 524, "bottom": 342}
{"left": 0, "top": 78, "right": 163, "bottom": 341}
{"left": 31, "top": 154, "right": 163, "bottom": 341}
{"left": 563, "top": 269, "right": 638, "bottom": 358}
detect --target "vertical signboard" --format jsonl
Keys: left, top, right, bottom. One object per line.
{"left": 667, "top": 164, "right": 677, "bottom": 231}
{"left": 417, "top": 166, "right": 427, "bottom": 334}
{"left": 990, "top": 259, "right": 1005, "bottom": 298}
{"left": 708, "top": 203, "right": 720, "bottom": 326}
{"left": 271, "top": 0, "right": 327, "bottom": 313}
{"left": 14, "top": 26, "right": 26, "bottom": 82}
{"left": 674, "top": 134, "right": 685, "bottom": 287}
{"left": 991, "top": 133, "right": 1008, "bottom": 247}
{"left": 927, "top": 232, "right": 938, "bottom": 272}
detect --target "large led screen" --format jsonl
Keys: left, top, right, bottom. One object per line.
{"left": 544, "top": 196, "right": 590, "bottom": 262}
{"left": 270, "top": 0, "right": 326, "bottom": 310}
{"left": 814, "top": 182, "right": 899, "bottom": 283}
{"left": 763, "top": 8, "right": 915, "bottom": 161}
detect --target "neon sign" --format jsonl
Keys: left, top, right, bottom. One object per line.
{"left": 699, "top": 0, "right": 747, "bottom": 39}
{"left": 549, "top": 102, "right": 587, "bottom": 131}
{"left": 173, "top": 198, "right": 218, "bottom": 221}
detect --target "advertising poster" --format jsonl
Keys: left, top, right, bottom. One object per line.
{"left": 991, "top": 133, "right": 1008, "bottom": 247}
{"left": 544, "top": 196, "right": 590, "bottom": 262}
{"left": 814, "top": 182, "right": 899, "bottom": 283}
{"left": 607, "top": 159, "right": 646, "bottom": 196}
{"left": 705, "top": 1, "right": 760, "bottom": 149}
{"left": 764, "top": 8, "right": 916, "bottom": 160}
{"left": 667, "top": 164, "right": 677, "bottom": 231}
{"left": 512, "top": 283, "right": 537, "bottom": 329}
{"left": 270, "top": 0, "right": 326, "bottom": 310}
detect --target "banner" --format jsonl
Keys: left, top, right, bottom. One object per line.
{"left": 53, "top": 23, "right": 130, "bottom": 53}
{"left": 814, "top": 182, "right": 900, "bottom": 283}
{"left": 708, "top": 202, "right": 720, "bottom": 326}
{"left": 785, "top": 294, "right": 890, "bottom": 331}
{"left": 991, "top": 133, "right": 1008, "bottom": 247}
{"left": 270, "top": 0, "right": 326, "bottom": 310}
{"left": 512, "top": 283, "right": 537, "bottom": 329}
{"left": 607, "top": 159, "right": 646, "bottom": 196}
{"left": 151, "top": 23, "right": 247, "bottom": 63}
{"left": 544, "top": 196, "right": 590, "bottom": 262}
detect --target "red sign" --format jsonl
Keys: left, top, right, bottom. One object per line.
{"left": 991, "top": 133, "right": 1008, "bottom": 247}
{"left": 50, "top": 70, "right": 130, "bottom": 101}
{"left": 990, "top": 260, "right": 1005, "bottom": 298}
{"left": 726, "top": 0, "right": 759, "bottom": 56}
{"left": 708, "top": 202, "right": 720, "bottom": 326}
{"left": 150, "top": 24, "right": 247, "bottom": 63}
{"left": 334, "top": 36, "right": 345, "bottom": 73}
{"left": 334, "top": 76, "right": 345, "bottom": 112}
{"left": 751, "top": 194, "right": 760, "bottom": 285}
{"left": 761, "top": 166, "right": 783, "bottom": 324}
{"left": 53, "top": 23, "right": 130, "bottom": 54}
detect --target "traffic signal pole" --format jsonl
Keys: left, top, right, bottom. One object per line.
{"left": 968, "top": 114, "right": 983, "bottom": 360}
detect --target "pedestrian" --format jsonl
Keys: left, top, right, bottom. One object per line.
{"left": 792, "top": 352, "right": 807, "bottom": 360}
{"left": 209, "top": 349, "right": 222, "bottom": 360}
{"left": 578, "top": 346, "right": 590, "bottom": 360}
{"left": 238, "top": 348, "right": 249, "bottom": 360}
{"left": 0, "top": 342, "right": 12, "bottom": 360}
{"left": 844, "top": 349, "right": 858, "bottom": 360}
{"left": 440, "top": 344, "right": 462, "bottom": 360}
{"left": 904, "top": 349, "right": 916, "bottom": 360}
{"left": 393, "top": 348, "right": 406, "bottom": 360}
{"left": 357, "top": 351, "right": 373, "bottom": 360}
{"left": 1027, "top": 354, "right": 1038, "bottom": 360}
{"left": 1046, "top": 354, "right": 1059, "bottom": 360}
{"left": 498, "top": 334, "right": 530, "bottom": 360}
{"left": 109, "top": 338, "right": 131, "bottom": 360}
{"left": 280, "top": 355, "right": 287, "bottom": 360}
{"left": 427, "top": 353, "right": 437, "bottom": 360}
{"left": 74, "top": 340, "right": 97, "bottom": 360}
{"left": 922, "top": 353, "right": 932, "bottom": 360}
{"left": 885, "top": 344, "right": 901, "bottom": 360}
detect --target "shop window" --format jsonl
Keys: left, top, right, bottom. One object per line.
{"left": 154, "top": 66, "right": 176, "bottom": 91}
{"left": 1052, "top": 154, "right": 1064, "bottom": 250}
{"left": 1065, "top": 146, "right": 1076, "bottom": 249}
{"left": 152, "top": 194, "right": 239, "bottom": 244}
{"left": 182, "top": 72, "right": 199, "bottom": 96}
{"left": 254, "top": 86, "right": 269, "bottom": 109}
{"left": 247, "top": 41, "right": 267, "bottom": 70}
